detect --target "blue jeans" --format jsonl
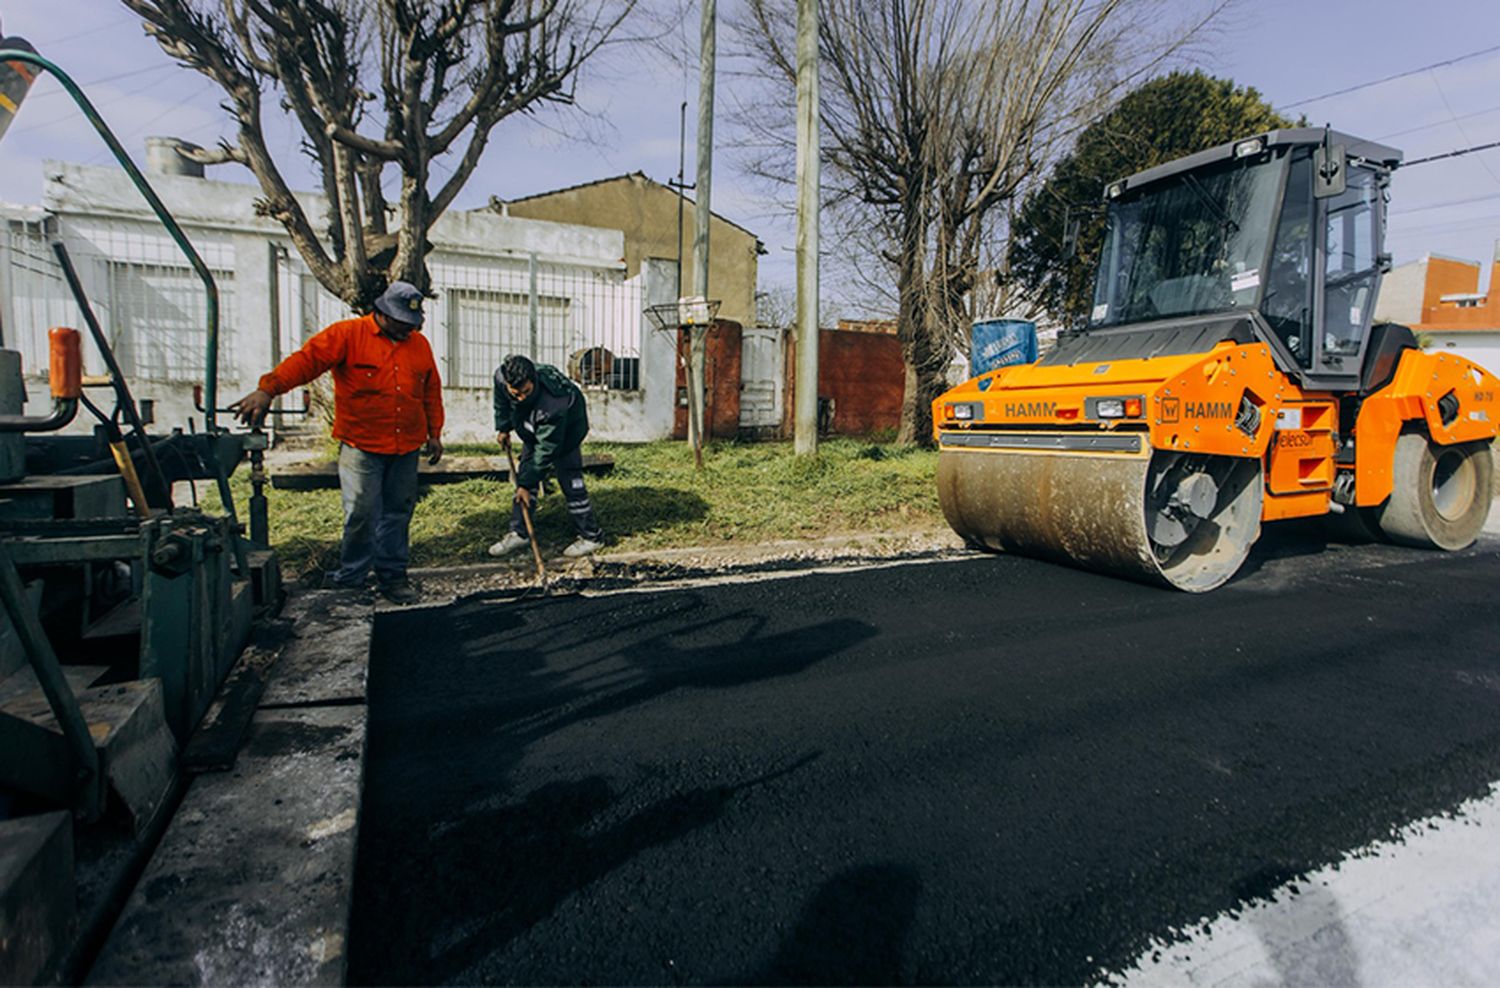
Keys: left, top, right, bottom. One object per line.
{"left": 334, "top": 444, "right": 420, "bottom": 586}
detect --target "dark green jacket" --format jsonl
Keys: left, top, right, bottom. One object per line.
{"left": 493, "top": 363, "right": 589, "bottom": 487}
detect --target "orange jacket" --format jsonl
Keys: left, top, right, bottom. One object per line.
{"left": 258, "top": 314, "right": 444, "bottom": 455}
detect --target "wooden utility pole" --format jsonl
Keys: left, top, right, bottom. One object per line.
{"left": 793, "top": 0, "right": 820, "bottom": 455}
{"left": 688, "top": 0, "right": 717, "bottom": 469}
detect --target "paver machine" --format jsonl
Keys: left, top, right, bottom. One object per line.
{"left": 934, "top": 129, "right": 1500, "bottom": 591}
{"left": 0, "top": 31, "right": 285, "bottom": 984}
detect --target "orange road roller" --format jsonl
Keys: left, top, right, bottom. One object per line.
{"left": 934, "top": 129, "right": 1499, "bottom": 591}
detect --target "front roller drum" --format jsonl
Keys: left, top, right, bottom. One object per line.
{"left": 937, "top": 447, "right": 1263, "bottom": 592}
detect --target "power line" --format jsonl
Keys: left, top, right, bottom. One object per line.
{"left": 1389, "top": 212, "right": 1500, "bottom": 236}
{"left": 32, "top": 13, "right": 137, "bottom": 48}
{"left": 1377, "top": 102, "right": 1500, "bottom": 141}
{"left": 1403, "top": 140, "right": 1500, "bottom": 168}
{"left": 1427, "top": 71, "right": 1500, "bottom": 188}
{"left": 1279, "top": 44, "right": 1500, "bottom": 110}
{"left": 1390, "top": 190, "right": 1500, "bottom": 216}
{"left": 28, "top": 63, "right": 177, "bottom": 100}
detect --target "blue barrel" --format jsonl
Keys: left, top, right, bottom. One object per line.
{"left": 970, "top": 319, "right": 1037, "bottom": 376}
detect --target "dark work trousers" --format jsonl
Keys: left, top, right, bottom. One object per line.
{"left": 334, "top": 443, "right": 420, "bottom": 585}
{"left": 512, "top": 445, "right": 604, "bottom": 541}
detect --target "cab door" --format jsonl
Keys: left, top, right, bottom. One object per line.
{"left": 1312, "top": 164, "right": 1385, "bottom": 382}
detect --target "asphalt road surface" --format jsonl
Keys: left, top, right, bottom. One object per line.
{"left": 348, "top": 528, "right": 1500, "bottom": 985}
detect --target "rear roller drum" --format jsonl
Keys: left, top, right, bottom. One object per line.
{"left": 1376, "top": 433, "right": 1493, "bottom": 550}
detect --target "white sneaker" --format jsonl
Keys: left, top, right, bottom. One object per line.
{"left": 487, "top": 532, "right": 529, "bottom": 557}
{"left": 562, "top": 537, "right": 604, "bottom": 558}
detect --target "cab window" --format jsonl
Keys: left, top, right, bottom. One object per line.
{"left": 1321, "top": 166, "right": 1379, "bottom": 362}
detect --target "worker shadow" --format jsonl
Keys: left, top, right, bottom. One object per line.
{"left": 351, "top": 756, "right": 821, "bottom": 985}
{"left": 406, "top": 594, "right": 878, "bottom": 749}
{"left": 510, "top": 612, "right": 881, "bottom": 738}
{"left": 728, "top": 862, "right": 923, "bottom": 986}
{"left": 353, "top": 601, "right": 874, "bottom": 980}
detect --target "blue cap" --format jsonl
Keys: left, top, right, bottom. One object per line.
{"left": 373, "top": 281, "right": 425, "bottom": 326}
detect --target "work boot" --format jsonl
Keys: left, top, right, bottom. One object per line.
{"left": 321, "top": 571, "right": 367, "bottom": 592}
{"left": 377, "top": 578, "right": 421, "bottom": 605}
{"left": 487, "top": 532, "right": 529, "bottom": 558}
{"left": 562, "top": 537, "right": 604, "bottom": 558}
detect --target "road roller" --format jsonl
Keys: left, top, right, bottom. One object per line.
{"left": 935, "top": 128, "right": 1500, "bottom": 591}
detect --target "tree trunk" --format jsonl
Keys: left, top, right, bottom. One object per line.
{"left": 895, "top": 205, "right": 924, "bottom": 445}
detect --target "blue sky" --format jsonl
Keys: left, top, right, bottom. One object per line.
{"left": 2, "top": 0, "right": 1497, "bottom": 310}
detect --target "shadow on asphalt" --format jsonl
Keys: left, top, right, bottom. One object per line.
{"left": 348, "top": 595, "right": 868, "bottom": 985}
{"left": 734, "top": 863, "right": 922, "bottom": 986}
{"left": 347, "top": 542, "right": 1500, "bottom": 985}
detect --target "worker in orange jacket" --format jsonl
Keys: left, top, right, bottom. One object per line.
{"left": 231, "top": 281, "right": 444, "bottom": 604}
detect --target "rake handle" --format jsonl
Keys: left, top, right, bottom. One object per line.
{"left": 504, "top": 438, "right": 547, "bottom": 583}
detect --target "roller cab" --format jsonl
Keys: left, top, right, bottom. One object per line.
{"left": 936, "top": 129, "right": 1500, "bottom": 591}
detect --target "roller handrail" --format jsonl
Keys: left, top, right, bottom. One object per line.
{"left": 0, "top": 398, "right": 78, "bottom": 432}
{"left": 0, "top": 48, "right": 223, "bottom": 432}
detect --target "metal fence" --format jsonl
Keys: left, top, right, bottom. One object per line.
{"left": 3, "top": 209, "right": 643, "bottom": 399}
{"left": 429, "top": 252, "right": 643, "bottom": 392}
{"left": 0, "top": 210, "right": 236, "bottom": 385}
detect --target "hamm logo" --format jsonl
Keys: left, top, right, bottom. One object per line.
{"left": 1186, "top": 401, "right": 1234, "bottom": 419}
{"left": 1161, "top": 397, "right": 1180, "bottom": 424}
{"left": 1004, "top": 401, "right": 1057, "bottom": 418}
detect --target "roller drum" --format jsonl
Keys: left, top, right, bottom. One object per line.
{"left": 937, "top": 446, "right": 1263, "bottom": 592}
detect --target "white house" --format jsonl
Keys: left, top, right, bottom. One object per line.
{"left": 0, "top": 152, "right": 683, "bottom": 443}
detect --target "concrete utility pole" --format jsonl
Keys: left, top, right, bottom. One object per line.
{"left": 688, "top": 0, "right": 716, "bottom": 469}
{"left": 793, "top": 0, "right": 820, "bottom": 455}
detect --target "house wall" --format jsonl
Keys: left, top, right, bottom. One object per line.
{"left": 1374, "top": 259, "right": 1427, "bottom": 325}
{"left": 504, "top": 174, "right": 760, "bottom": 328}
{"left": 5, "top": 161, "right": 681, "bottom": 444}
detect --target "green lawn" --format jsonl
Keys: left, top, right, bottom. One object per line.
{"left": 206, "top": 439, "right": 945, "bottom": 578}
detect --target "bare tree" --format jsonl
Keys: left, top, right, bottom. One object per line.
{"left": 734, "top": 0, "right": 1225, "bottom": 443}
{"left": 122, "top": 0, "right": 637, "bottom": 310}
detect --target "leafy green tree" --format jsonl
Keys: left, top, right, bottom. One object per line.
{"left": 1008, "top": 71, "right": 1296, "bottom": 322}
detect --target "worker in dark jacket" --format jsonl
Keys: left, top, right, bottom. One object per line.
{"left": 488, "top": 354, "right": 606, "bottom": 558}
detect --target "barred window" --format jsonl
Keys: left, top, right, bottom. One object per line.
{"left": 445, "top": 287, "right": 570, "bottom": 389}
{"left": 106, "top": 261, "right": 236, "bottom": 383}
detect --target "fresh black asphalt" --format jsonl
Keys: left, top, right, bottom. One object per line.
{"left": 348, "top": 528, "right": 1500, "bottom": 985}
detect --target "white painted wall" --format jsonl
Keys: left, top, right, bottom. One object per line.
{"left": 1375, "top": 258, "right": 1426, "bottom": 325}
{"left": 5, "top": 160, "right": 680, "bottom": 443}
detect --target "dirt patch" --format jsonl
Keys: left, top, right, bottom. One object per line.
{"left": 399, "top": 526, "right": 968, "bottom": 605}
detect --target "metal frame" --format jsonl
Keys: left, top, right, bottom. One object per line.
{"left": 0, "top": 48, "right": 248, "bottom": 569}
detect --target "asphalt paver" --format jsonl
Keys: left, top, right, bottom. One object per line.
{"left": 348, "top": 530, "right": 1500, "bottom": 985}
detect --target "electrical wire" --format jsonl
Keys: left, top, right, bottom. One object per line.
{"left": 1377, "top": 102, "right": 1500, "bottom": 141}
{"left": 26, "top": 64, "right": 176, "bottom": 100}
{"left": 1402, "top": 140, "right": 1500, "bottom": 169}
{"left": 1278, "top": 44, "right": 1500, "bottom": 111}
{"left": 1388, "top": 190, "right": 1500, "bottom": 216}
{"left": 1426, "top": 71, "right": 1500, "bottom": 188}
